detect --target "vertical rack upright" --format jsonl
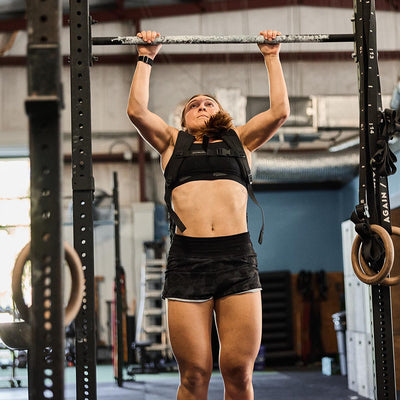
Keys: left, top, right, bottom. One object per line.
{"left": 353, "top": 0, "right": 397, "bottom": 398}
{"left": 69, "top": 0, "right": 98, "bottom": 398}
{"left": 25, "top": 0, "right": 65, "bottom": 398}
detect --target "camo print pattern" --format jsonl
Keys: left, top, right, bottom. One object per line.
{"left": 162, "top": 233, "right": 261, "bottom": 301}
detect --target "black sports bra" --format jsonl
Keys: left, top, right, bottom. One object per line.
{"left": 170, "top": 141, "right": 247, "bottom": 190}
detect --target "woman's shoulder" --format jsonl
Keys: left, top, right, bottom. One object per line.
{"left": 166, "top": 126, "right": 180, "bottom": 146}
{"left": 233, "top": 125, "right": 244, "bottom": 138}
{"left": 160, "top": 127, "right": 182, "bottom": 169}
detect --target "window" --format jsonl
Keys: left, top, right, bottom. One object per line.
{"left": 0, "top": 158, "right": 30, "bottom": 315}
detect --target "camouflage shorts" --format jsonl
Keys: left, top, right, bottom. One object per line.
{"left": 162, "top": 232, "right": 261, "bottom": 301}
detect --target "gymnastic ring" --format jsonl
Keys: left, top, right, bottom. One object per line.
{"left": 351, "top": 224, "right": 394, "bottom": 285}
{"left": 12, "top": 241, "right": 84, "bottom": 326}
{"left": 357, "top": 226, "right": 400, "bottom": 286}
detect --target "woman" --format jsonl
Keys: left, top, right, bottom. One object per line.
{"left": 127, "top": 29, "right": 289, "bottom": 400}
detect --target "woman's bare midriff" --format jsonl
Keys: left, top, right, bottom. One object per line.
{"left": 171, "top": 179, "right": 249, "bottom": 237}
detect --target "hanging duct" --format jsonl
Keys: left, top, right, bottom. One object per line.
{"left": 252, "top": 138, "right": 400, "bottom": 185}
{"left": 252, "top": 145, "right": 359, "bottom": 185}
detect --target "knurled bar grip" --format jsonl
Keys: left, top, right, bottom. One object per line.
{"left": 92, "top": 33, "right": 355, "bottom": 46}
{"left": 12, "top": 242, "right": 85, "bottom": 326}
{"left": 351, "top": 224, "right": 399, "bottom": 285}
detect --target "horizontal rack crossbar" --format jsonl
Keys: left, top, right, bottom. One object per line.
{"left": 92, "top": 33, "right": 355, "bottom": 46}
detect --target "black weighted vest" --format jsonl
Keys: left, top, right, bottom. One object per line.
{"left": 164, "top": 129, "right": 265, "bottom": 244}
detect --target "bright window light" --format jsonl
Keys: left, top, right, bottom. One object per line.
{"left": 0, "top": 158, "right": 31, "bottom": 314}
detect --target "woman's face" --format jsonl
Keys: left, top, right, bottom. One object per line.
{"left": 183, "top": 95, "right": 220, "bottom": 132}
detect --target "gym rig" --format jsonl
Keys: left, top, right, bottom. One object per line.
{"left": 0, "top": 0, "right": 398, "bottom": 399}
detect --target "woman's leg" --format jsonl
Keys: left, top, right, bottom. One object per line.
{"left": 167, "top": 299, "right": 214, "bottom": 400}
{"left": 215, "top": 292, "right": 262, "bottom": 400}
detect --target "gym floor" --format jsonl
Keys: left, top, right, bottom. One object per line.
{"left": 0, "top": 364, "right": 370, "bottom": 399}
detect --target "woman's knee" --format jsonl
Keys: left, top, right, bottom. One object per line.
{"left": 220, "top": 359, "right": 253, "bottom": 389}
{"left": 180, "top": 363, "right": 212, "bottom": 391}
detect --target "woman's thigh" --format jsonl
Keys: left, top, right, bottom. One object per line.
{"left": 167, "top": 299, "right": 215, "bottom": 370}
{"left": 214, "top": 292, "right": 262, "bottom": 367}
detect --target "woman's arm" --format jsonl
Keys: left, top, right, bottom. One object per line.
{"left": 127, "top": 31, "right": 177, "bottom": 155}
{"left": 237, "top": 30, "right": 290, "bottom": 152}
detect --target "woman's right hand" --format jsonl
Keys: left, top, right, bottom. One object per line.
{"left": 136, "top": 31, "right": 162, "bottom": 59}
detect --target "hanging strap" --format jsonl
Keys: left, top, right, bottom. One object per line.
{"left": 371, "top": 109, "right": 398, "bottom": 177}
{"left": 351, "top": 0, "right": 399, "bottom": 270}
{"left": 351, "top": 0, "right": 383, "bottom": 269}
{"left": 164, "top": 131, "right": 194, "bottom": 235}
{"left": 222, "top": 129, "right": 265, "bottom": 244}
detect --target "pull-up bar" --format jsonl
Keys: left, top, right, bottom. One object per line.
{"left": 92, "top": 33, "right": 355, "bottom": 46}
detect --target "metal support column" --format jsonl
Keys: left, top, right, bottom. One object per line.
{"left": 371, "top": 285, "right": 396, "bottom": 398}
{"left": 25, "top": 0, "right": 65, "bottom": 399}
{"left": 69, "top": 0, "right": 97, "bottom": 398}
{"left": 113, "top": 172, "right": 124, "bottom": 386}
{"left": 353, "top": 0, "right": 397, "bottom": 397}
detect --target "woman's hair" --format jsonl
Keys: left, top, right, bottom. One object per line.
{"left": 203, "top": 111, "right": 234, "bottom": 138}
{"left": 180, "top": 94, "right": 233, "bottom": 138}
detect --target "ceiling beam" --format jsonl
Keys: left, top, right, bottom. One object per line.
{"left": 0, "top": 0, "right": 397, "bottom": 32}
{"left": 0, "top": 50, "right": 399, "bottom": 66}
{"left": 0, "top": 16, "right": 26, "bottom": 32}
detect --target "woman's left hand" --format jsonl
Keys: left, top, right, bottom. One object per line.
{"left": 258, "top": 30, "right": 281, "bottom": 56}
